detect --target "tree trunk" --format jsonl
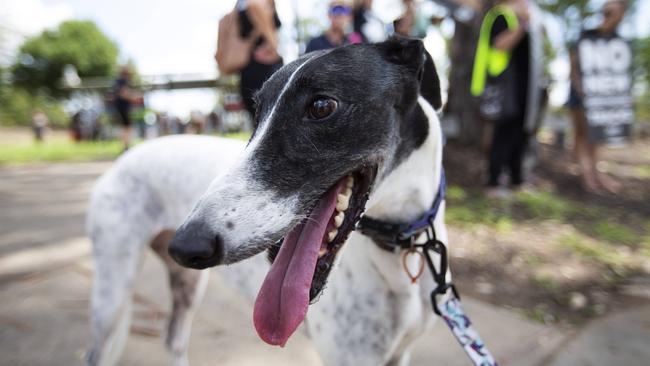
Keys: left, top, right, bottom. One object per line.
{"left": 447, "top": 15, "right": 483, "bottom": 145}
{"left": 432, "top": 0, "right": 486, "bottom": 145}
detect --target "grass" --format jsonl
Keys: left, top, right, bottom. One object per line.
{"left": 0, "top": 132, "right": 253, "bottom": 165}
{"left": 0, "top": 137, "right": 123, "bottom": 165}
{"left": 593, "top": 221, "right": 641, "bottom": 247}
{"left": 221, "top": 131, "right": 252, "bottom": 141}
{"left": 445, "top": 187, "right": 649, "bottom": 249}
{"left": 514, "top": 191, "right": 576, "bottom": 220}
{"left": 445, "top": 187, "right": 578, "bottom": 226}
{"left": 556, "top": 233, "right": 632, "bottom": 275}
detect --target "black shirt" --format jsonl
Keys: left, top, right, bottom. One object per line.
{"left": 490, "top": 15, "right": 529, "bottom": 112}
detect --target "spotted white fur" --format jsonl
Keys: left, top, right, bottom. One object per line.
{"left": 86, "top": 98, "right": 446, "bottom": 366}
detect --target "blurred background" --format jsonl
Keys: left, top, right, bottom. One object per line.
{"left": 0, "top": 0, "right": 648, "bottom": 365}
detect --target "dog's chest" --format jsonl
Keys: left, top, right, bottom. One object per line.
{"left": 305, "top": 233, "right": 428, "bottom": 365}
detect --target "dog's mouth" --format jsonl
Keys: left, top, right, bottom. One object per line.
{"left": 253, "top": 165, "right": 377, "bottom": 347}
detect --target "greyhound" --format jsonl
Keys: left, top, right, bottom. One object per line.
{"left": 86, "top": 37, "right": 447, "bottom": 366}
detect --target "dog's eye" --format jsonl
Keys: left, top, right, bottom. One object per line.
{"left": 306, "top": 97, "right": 338, "bottom": 120}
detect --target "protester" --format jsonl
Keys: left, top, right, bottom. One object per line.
{"left": 31, "top": 109, "right": 49, "bottom": 142}
{"left": 566, "top": 0, "right": 627, "bottom": 194}
{"left": 393, "top": 0, "right": 415, "bottom": 37}
{"left": 352, "top": 0, "right": 387, "bottom": 43}
{"left": 112, "top": 66, "right": 139, "bottom": 151}
{"left": 237, "top": 0, "right": 283, "bottom": 117}
{"left": 305, "top": 1, "right": 361, "bottom": 54}
{"left": 393, "top": 0, "right": 431, "bottom": 38}
{"left": 471, "top": 0, "right": 533, "bottom": 197}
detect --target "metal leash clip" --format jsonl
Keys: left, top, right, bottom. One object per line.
{"left": 421, "top": 218, "right": 460, "bottom": 316}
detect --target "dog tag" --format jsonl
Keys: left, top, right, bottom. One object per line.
{"left": 402, "top": 248, "right": 425, "bottom": 284}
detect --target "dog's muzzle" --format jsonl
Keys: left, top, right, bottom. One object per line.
{"left": 168, "top": 220, "right": 224, "bottom": 269}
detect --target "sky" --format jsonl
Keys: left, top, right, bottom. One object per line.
{"left": 1, "top": 0, "right": 649, "bottom": 115}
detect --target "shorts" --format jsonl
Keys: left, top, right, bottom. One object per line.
{"left": 116, "top": 106, "right": 131, "bottom": 127}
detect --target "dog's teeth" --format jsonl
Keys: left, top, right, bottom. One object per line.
{"left": 334, "top": 212, "right": 344, "bottom": 227}
{"left": 319, "top": 247, "right": 328, "bottom": 257}
{"left": 327, "top": 230, "right": 338, "bottom": 243}
{"left": 336, "top": 195, "right": 349, "bottom": 211}
{"left": 346, "top": 176, "right": 354, "bottom": 188}
{"left": 343, "top": 187, "right": 352, "bottom": 197}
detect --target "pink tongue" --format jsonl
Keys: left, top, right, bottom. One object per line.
{"left": 253, "top": 182, "right": 343, "bottom": 346}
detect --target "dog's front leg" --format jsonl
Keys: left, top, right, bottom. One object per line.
{"left": 151, "top": 231, "right": 210, "bottom": 366}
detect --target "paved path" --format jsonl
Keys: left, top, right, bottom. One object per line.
{"left": 0, "top": 162, "right": 648, "bottom": 366}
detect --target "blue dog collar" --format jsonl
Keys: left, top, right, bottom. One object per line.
{"left": 356, "top": 169, "right": 446, "bottom": 251}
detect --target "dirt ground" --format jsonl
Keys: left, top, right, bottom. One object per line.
{"left": 0, "top": 162, "right": 577, "bottom": 366}
{"left": 442, "top": 140, "right": 650, "bottom": 325}
{"left": 0, "top": 132, "right": 649, "bottom": 365}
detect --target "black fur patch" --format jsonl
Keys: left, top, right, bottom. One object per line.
{"left": 247, "top": 38, "right": 442, "bottom": 215}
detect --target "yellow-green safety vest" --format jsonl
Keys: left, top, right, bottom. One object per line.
{"left": 470, "top": 5, "right": 519, "bottom": 96}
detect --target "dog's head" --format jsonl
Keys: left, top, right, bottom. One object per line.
{"left": 169, "top": 37, "right": 441, "bottom": 346}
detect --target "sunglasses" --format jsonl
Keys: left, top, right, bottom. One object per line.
{"left": 329, "top": 5, "right": 351, "bottom": 16}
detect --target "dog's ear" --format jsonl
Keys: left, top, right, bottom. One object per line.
{"left": 377, "top": 36, "right": 424, "bottom": 73}
{"left": 420, "top": 49, "right": 442, "bottom": 110}
{"left": 377, "top": 37, "right": 442, "bottom": 110}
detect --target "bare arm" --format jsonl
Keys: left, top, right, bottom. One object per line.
{"left": 493, "top": 2, "right": 529, "bottom": 52}
{"left": 246, "top": 0, "right": 278, "bottom": 50}
{"left": 568, "top": 48, "right": 583, "bottom": 95}
{"left": 492, "top": 24, "right": 526, "bottom": 52}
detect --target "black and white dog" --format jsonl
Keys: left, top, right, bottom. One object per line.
{"left": 86, "top": 38, "right": 447, "bottom": 366}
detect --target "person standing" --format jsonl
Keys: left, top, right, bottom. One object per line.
{"left": 393, "top": 0, "right": 416, "bottom": 37}
{"left": 238, "top": 0, "right": 283, "bottom": 118}
{"left": 305, "top": 1, "right": 361, "bottom": 54}
{"left": 31, "top": 109, "right": 49, "bottom": 142}
{"left": 113, "top": 66, "right": 139, "bottom": 151}
{"left": 472, "top": 0, "right": 532, "bottom": 197}
{"left": 566, "top": 0, "right": 627, "bottom": 194}
{"left": 352, "top": 0, "right": 387, "bottom": 43}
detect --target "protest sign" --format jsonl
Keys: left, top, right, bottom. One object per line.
{"left": 578, "top": 34, "right": 633, "bottom": 144}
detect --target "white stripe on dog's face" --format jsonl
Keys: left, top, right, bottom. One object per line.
{"left": 246, "top": 55, "right": 314, "bottom": 153}
{"left": 180, "top": 57, "right": 316, "bottom": 263}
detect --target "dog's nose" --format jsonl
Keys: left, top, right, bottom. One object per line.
{"left": 168, "top": 221, "right": 224, "bottom": 269}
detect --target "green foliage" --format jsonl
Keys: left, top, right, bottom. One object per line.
{"left": 538, "top": 0, "right": 639, "bottom": 43}
{"left": 636, "top": 37, "right": 650, "bottom": 86}
{"left": 11, "top": 20, "right": 118, "bottom": 97}
{"left": 634, "top": 37, "right": 650, "bottom": 121}
{"left": 537, "top": 0, "right": 595, "bottom": 45}
{"left": 0, "top": 88, "right": 67, "bottom": 127}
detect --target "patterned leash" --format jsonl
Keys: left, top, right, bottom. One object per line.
{"left": 358, "top": 169, "right": 499, "bottom": 366}
{"left": 418, "top": 226, "right": 499, "bottom": 366}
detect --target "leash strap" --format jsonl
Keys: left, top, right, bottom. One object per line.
{"left": 422, "top": 235, "right": 498, "bottom": 366}
{"left": 421, "top": 230, "right": 499, "bottom": 366}
{"left": 438, "top": 296, "right": 500, "bottom": 366}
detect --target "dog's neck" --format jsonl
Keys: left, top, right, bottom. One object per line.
{"left": 364, "top": 96, "right": 443, "bottom": 224}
